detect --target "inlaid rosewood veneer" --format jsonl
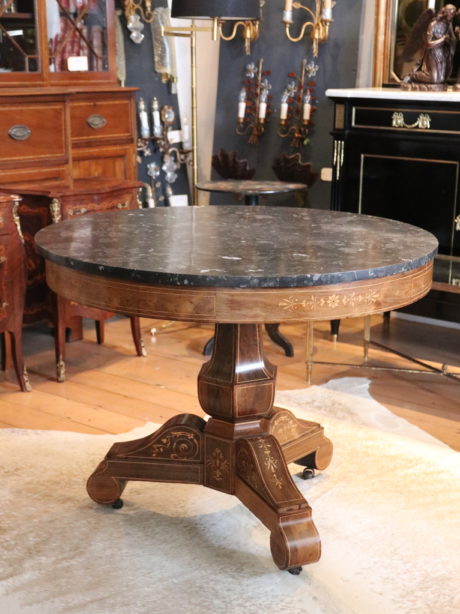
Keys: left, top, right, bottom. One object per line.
{"left": 35, "top": 206, "right": 437, "bottom": 572}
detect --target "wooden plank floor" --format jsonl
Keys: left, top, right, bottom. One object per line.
{"left": 1, "top": 315, "right": 459, "bottom": 450}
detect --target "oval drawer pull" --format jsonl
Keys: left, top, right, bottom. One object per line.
{"left": 0, "top": 301, "right": 8, "bottom": 309}
{"left": 68, "top": 207, "right": 88, "bottom": 216}
{"left": 116, "top": 202, "right": 129, "bottom": 209}
{"left": 391, "top": 112, "right": 431, "bottom": 130}
{"left": 87, "top": 114, "right": 107, "bottom": 129}
{"left": 8, "top": 125, "right": 32, "bottom": 141}
{"left": 455, "top": 215, "right": 460, "bottom": 231}
{"left": 0, "top": 256, "right": 6, "bottom": 265}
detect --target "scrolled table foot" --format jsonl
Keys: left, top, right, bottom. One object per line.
{"left": 86, "top": 414, "right": 207, "bottom": 506}
{"left": 87, "top": 461, "right": 127, "bottom": 506}
{"left": 270, "top": 511, "right": 321, "bottom": 570}
{"left": 235, "top": 434, "right": 321, "bottom": 569}
{"left": 295, "top": 437, "right": 333, "bottom": 472}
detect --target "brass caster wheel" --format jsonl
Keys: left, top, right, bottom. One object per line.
{"left": 302, "top": 468, "right": 315, "bottom": 480}
{"left": 287, "top": 566, "right": 303, "bottom": 575}
{"left": 111, "top": 498, "right": 124, "bottom": 509}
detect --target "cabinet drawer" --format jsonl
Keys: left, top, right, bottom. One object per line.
{"left": 0, "top": 104, "right": 67, "bottom": 162}
{"left": 352, "top": 105, "right": 460, "bottom": 135}
{"left": 70, "top": 99, "right": 133, "bottom": 142}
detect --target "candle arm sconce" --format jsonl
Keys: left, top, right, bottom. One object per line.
{"left": 278, "top": 59, "right": 318, "bottom": 148}
{"left": 236, "top": 59, "right": 272, "bottom": 145}
{"left": 282, "top": 0, "right": 335, "bottom": 57}
{"left": 137, "top": 97, "right": 192, "bottom": 195}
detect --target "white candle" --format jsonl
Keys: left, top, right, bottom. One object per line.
{"left": 280, "top": 90, "right": 289, "bottom": 120}
{"left": 238, "top": 88, "right": 247, "bottom": 120}
{"left": 138, "top": 97, "right": 150, "bottom": 139}
{"left": 284, "top": 0, "right": 293, "bottom": 11}
{"left": 258, "top": 102, "right": 267, "bottom": 120}
{"left": 322, "top": 0, "right": 332, "bottom": 20}
{"left": 280, "top": 102, "right": 288, "bottom": 120}
{"left": 303, "top": 94, "right": 311, "bottom": 121}
{"left": 152, "top": 97, "right": 162, "bottom": 138}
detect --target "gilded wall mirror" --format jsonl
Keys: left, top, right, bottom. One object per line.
{"left": 373, "top": 0, "right": 460, "bottom": 86}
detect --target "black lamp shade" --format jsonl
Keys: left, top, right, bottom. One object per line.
{"left": 170, "top": 0, "right": 260, "bottom": 20}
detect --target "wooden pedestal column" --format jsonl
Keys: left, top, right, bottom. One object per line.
{"left": 87, "top": 323, "right": 333, "bottom": 572}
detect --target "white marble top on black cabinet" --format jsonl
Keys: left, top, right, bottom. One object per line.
{"left": 326, "top": 87, "right": 460, "bottom": 102}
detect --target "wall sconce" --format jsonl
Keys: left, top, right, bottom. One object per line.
{"left": 123, "top": 0, "right": 155, "bottom": 43}
{"left": 236, "top": 59, "right": 272, "bottom": 145}
{"left": 278, "top": 58, "right": 318, "bottom": 147}
{"left": 282, "top": 0, "right": 334, "bottom": 57}
{"left": 137, "top": 96, "right": 191, "bottom": 190}
{"left": 171, "top": 0, "right": 260, "bottom": 54}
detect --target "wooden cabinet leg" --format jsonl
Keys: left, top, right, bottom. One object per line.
{"left": 9, "top": 329, "right": 32, "bottom": 392}
{"left": 54, "top": 295, "right": 66, "bottom": 382}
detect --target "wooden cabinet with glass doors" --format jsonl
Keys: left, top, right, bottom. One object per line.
{"left": 0, "top": 0, "right": 138, "bottom": 327}
{"left": 0, "top": 0, "right": 117, "bottom": 84}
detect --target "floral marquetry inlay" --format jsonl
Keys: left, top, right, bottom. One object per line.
{"left": 237, "top": 438, "right": 284, "bottom": 491}
{"left": 206, "top": 448, "right": 230, "bottom": 482}
{"left": 279, "top": 290, "right": 381, "bottom": 313}
{"left": 255, "top": 438, "right": 283, "bottom": 489}
{"left": 269, "top": 411, "right": 301, "bottom": 444}
{"left": 150, "top": 430, "right": 200, "bottom": 460}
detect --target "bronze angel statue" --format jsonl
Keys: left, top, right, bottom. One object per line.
{"left": 402, "top": 4, "right": 457, "bottom": 89}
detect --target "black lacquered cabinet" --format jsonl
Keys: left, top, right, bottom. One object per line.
{"left": 327, "top": 88, "right": 460, "bottom": 323}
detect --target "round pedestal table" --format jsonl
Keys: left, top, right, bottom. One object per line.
{"left": 35, "top": 206, "right": 437, "bottom": 573}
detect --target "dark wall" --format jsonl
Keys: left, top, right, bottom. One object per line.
{"left": 117, "top": 3, "right": 189, "bottom": 203}
{"left": 212, "top": 1, "right": 363, "bottom": 209}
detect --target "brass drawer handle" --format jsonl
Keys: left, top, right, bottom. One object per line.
{"left": 116, "top": 202, "right": 129, "bottom": 209}
{"left": 0, "top": 256, "right": 6, "bottom": 265}
{"left": 455, "top": 215, "right": 460, "bottom": 231}
{"left": 68, "top": 207, "right": 88, "bottom": 216}
{"left": 0, "top": 301, "right": 8, "bottom": 308}
{"left": 391, "top": 112, "right": 431, "bottom": 130}
{"left": 87, "top": 114, "right": 107, "bottom": 129}
{"left": 8, "top": 125, "right": 32, "bottom": 141}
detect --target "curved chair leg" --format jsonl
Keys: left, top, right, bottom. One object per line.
{"left": 95, "top": 319, "right": 105, "bottom": 345}
{"left": 130, "top": 317, "right": 147, "bottom": 356}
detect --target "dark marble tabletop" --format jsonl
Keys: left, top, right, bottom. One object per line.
{"left": 35, "top": 206, "right": 438, "bottom": 289}
{"left": 196, "top": 180, "right": 307, "bottom": 195}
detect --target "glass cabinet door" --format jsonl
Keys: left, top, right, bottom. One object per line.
{"left": 0, "top": 0, "right": 39, "bottom": 73}
{"left": 48, "top": 0, "right": 108, "bottom": 74}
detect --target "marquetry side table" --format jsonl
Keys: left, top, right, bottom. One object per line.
{"left": 35, "top": 206, "right": 437, "bottom": 572}
{"left": 1, "top": 177, "right": 145, "bottom": 381}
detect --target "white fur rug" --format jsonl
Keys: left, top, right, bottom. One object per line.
{"left": 1, "top": 378, "right": 459, "bottom": 614}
